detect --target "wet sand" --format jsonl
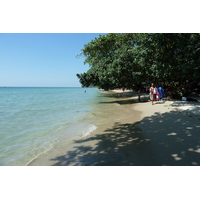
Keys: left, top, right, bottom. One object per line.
{"left": 28, "top": 91, "right": 200, "bottom": 166}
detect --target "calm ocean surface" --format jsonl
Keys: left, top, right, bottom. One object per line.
{"left": 0, "top": 87, "right": 100, "bottom": 166}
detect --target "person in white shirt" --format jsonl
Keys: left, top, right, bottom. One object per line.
{"left": 149, "top": 83, "right": 158, "bottom": 105}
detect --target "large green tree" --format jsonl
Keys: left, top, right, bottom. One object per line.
{"left": 77, "top": 33, "right": 144, "bottom": 90}
{"left": 77, "top": 33, "right": 200, "bottom": 90}
{"left": 137, "top": 33, "right": 200, "bottom": 85}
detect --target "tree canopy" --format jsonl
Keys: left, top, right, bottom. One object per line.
{"left": 77, "top": 33, "right": 200, "bottom": 91}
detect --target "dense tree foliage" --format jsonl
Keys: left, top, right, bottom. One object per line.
{"left": 77, "top": 33, "right": 200, "bottom": 91}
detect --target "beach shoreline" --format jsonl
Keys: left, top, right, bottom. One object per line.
{"left": 28, "top": 90, "right": 200, "bottom": 166}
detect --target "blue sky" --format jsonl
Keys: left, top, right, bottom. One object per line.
{"left": 0, "top": 33, "right": 104, "bottom": 87}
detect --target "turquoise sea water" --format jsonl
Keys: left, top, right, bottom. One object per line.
{"left": 0, "top": 87, "right": 99, "bottom": 166}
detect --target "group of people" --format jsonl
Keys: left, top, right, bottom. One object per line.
{"left": 149, "top": 83, "right": 165, "bottom": 105}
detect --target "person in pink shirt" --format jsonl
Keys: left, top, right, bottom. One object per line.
{"left": 149, "top": 83, "right": 158, "bottom": 105}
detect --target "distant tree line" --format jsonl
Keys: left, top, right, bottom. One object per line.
{"left": 76, "top": 33, "right": 200, "bottom": 91}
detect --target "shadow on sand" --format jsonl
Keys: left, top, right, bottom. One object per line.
{"left": 98, "top": 92, "right": 150, "bottom": 105}
{"left": 50, "top": 109, "right": 200, "bottom": 166}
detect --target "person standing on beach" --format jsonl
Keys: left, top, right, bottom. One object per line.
{"left": 149, "top": 84, "right": 157, "bottom": 105}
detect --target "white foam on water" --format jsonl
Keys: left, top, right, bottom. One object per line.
{"left": 81, "top": 124, "right": 97, "bottom": 137}
{"left": 26, "top": 121, "right": 98, "bottom": 165}
{"left": 56, "top": 120, "right": 97, "bottom": 142}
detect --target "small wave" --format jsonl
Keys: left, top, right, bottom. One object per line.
{"left": 53, "top": 120, "right": 97, "bottom": 143}
{"left": 27, "top": 123, "right": 97, "bottom": 165}
{"left": 26, "top": 142, "right": 55, "bottom": 166}
{"left": 81, "top": 124, "right": 97, "bottom": 137}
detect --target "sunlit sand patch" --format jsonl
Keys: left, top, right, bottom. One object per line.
{"left": 171, "top": 154, "right": 182, "bottom": 161}
{"left": 127, "top": 137, "right": 139, "bottom": 142}
{"left": 188, "top": 148, "right": 200, "bottom": 153}
{"left": 192, "top": 162, "right": 198, "bottom": 165}
{"left": 167, "top": 132, "right": 177, "bottom": 136}
{"left": 186, "top": 127, "right": 193, "bottom": 129}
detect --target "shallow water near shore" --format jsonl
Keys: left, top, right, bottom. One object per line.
{"left": 0, "top": 87, "right": 102, "bottom": 166}
{"left": 28, "top": 90, "right": 142, "bottom": 166}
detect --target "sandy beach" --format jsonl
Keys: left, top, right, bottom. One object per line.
{"left": 28, "top": 90, "right": 200, "bottom": 166}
